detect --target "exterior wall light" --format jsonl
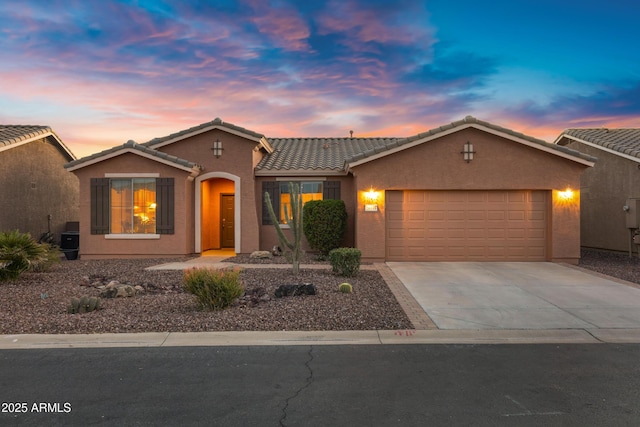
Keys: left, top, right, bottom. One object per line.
{"left": 211, "top": 139, "right": 223, "bottom": 158}
{"left": 461, "top": 141, "right": 475, "bottom": 162}
{"left": 558, "top": 188, "right": 574, "bottom": 201}
{"left": 364, "top": 188, "right": 380, "bottom": 212}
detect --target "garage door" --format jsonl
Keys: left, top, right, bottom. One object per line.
{"left": 386, "top": 190, "right": 548, "bottom": 261}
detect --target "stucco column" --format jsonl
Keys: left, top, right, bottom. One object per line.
{"left": 355, "top": 186, "right": 386, "bottom": 262}
{"left": 551, "top": 189, "right": 581, "bottom": 264}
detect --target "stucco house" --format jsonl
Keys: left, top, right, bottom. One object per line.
{"left": 0, "top": 125, "right": 79, "bottom": 241}
{"left": 555, "top": 128, "right": 640, "bottom": 253}
{"left": 64, "top": 116, "right": 595, "bottom": 263}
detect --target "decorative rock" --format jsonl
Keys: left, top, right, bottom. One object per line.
{"left": 271, "top": 246, "right": 282, "bottom": 256}
{"left": 274, "top": 283, "right": 316, "bottom": 298}
{"left": 134, "top": 285, "right": 145, "bottom": 294}
{"left": 100, "top": 283, "right": 137, "bottom": 298}
{"left": 250, "top": 250, "right": 273, "bottom": 259}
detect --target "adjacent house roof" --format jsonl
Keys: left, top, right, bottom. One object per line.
{"left": 555, "top": 128, "right": 640, "bottom": 162}
{"left": 65, "top": 140, "right": 202, "bottom": 176}
{"left": 0, "top": 125, "right": 76, "bottom": 161}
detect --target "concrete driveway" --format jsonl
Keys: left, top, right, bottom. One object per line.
{"left": 387, "top": 262, "right": 640, "bottom": 330}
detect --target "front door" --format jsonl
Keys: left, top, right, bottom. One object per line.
{"left": 221, "top": 194, "right": 235, "bottom": 248}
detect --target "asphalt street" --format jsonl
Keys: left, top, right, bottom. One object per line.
{"left": 2, "top": 344, "right": 640, "bottom": 426}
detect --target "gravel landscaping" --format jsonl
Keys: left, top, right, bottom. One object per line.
{"left": 2, "top": 248, "right": 639, "bottom": 335}
{"left": 0, "top": 254, "right": 411, "bottom": 334}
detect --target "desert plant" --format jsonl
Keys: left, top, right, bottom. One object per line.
{"left": 338, "top": 283, "right": 353, "bottom": 293}
{"left": 68, "top": 296, "right": 102, "bottom": 314}
{"left": 182, "top": 267, "right": 244, "bottom": 310}
{"left": 303, "top": 199, "right": 347, "bottom": 255}
{"left": 0, "top": 230, "right": 49, "bottom": 281}
{"left": 31, "top": 244, "right": 62, "bottom": 272}
{"left": 264, "top": 182, "right": 304, "bottom": 275}
{"left": 329, "top": 247, "right": 362, "bottom": 277}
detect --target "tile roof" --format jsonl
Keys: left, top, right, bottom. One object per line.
{"left": 65, "top": 140, "right": 201, "bottom": 172}
{"left": 143, "top": 117, "right": 266, "bottom": 148}
{"left": 255, "top": 137, "right": 398, "bottom": 174}
{"left": 256, "top": 116, "right": 596, "bottom": 174}
{"left": 556, "top": 128, "right": 640, "bottom": 159}
{"left": 0, "top": 125, "right": 76, "bottom": 160}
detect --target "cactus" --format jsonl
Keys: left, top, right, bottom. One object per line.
{"left": 265, "top": 182, "right": 304, "bottom": 275}
{"left": 338, "top": 283, "right": 352, "bottom": 293}
{"left": 67, "top": 295, "right": 102, "bottom": 314}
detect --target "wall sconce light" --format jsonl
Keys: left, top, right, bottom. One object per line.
{"left": 211, "top": 139, "right": 223, "bottom": 158}
{"left": 461, "top": 141, "right": 475, "bottom": 162}
{"left": 364, "top": 188, "right": 380, "bottom": 212}
{"left": 558, "top": 188, "right": 574, "bottom": 201}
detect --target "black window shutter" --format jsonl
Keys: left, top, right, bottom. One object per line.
{"left": 323, "top": 181, "right": 341, "bottom": 200}
{"left": 156, "top": 178, "right": 174, "bottom": 234}
{"left": 90, "top": 178, "right": 110, "bottom": 234}
{"left": 262, "top": 181, "right": 280, "bottom": 225}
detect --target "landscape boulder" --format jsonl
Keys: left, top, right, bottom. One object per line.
{"left": 274, "top": 283, "right": 316, "bottom": 298}
{"left": 250, "top": 250, "right": 273, "bottom": 259}
{"left": 99, "top": 281, "right": 140, "bottom": 298}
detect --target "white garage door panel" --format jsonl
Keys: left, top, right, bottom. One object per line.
{"left": 386, "top": 190, "right": 548, "bottom": 261}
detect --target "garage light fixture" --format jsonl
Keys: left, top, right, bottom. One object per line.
{"left": 558, "top": 188, "right": 574, "bottom": 200}
{"left": 211, "top": 139, "right": 223, "bottom": 158}
{"left": 461, "top": 141, "right": 475, "bottom": 162}
{"left": 364, "top": 188, "right": 380, "bottom": 212}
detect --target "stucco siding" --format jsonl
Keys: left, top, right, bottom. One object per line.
{"left": 351, "top": 128, "right": 586, "bottom": 263}
{"left": 563, "top": 140, "right": 640, "bottom": 252}
{"left": 0, "top": 138, "right": 79, "bottom": 241}
{"left": 73, "top": 153, "right": 193, "bottom": 258}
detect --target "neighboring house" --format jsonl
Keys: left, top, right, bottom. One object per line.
{"left": 0, "top": 125, "right": 79, "bottom": 242}
{"left": 555, "top": 128, "right": 640, "bottom": 253}
{"left": 64, "top": 116, "right": 595, "bottom": 263}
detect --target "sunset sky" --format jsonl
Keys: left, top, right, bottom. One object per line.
{"left": 2, "top": 0, "right": 639, "bottom": 159}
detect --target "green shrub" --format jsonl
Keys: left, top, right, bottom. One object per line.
{"left": 0, "top": 230, "right": 51, "bottom": 281}
{"left": 329, "top": 248, "right": 361, "bottom": 277}
{"left": 303, "top": 200, "right": 347, "bottom": 255}
{"left": 182, "top": 268, "right": 244, "bottom": 310}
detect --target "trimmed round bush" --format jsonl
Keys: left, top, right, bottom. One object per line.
{"left": 303, "top": 199, "right": 347, "bottom": 255}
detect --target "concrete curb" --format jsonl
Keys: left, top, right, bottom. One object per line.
{"left": 4, "top": 329, "right": 640, "bottom": 349}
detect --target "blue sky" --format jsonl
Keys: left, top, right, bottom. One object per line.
{"left": 1, "top": 0, "right": 638, "bottom": 158}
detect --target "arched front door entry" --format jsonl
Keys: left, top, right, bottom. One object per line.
{"left": 195, "top": 172, "right": 241, "bottom": 254}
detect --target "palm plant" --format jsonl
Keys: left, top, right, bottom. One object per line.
{"left": 0, "top": 230, "right": 50, "bottom": 280}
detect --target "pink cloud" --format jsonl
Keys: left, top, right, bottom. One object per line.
{"left": 315, "top": 0, "right": 435, "bottom": 47}
{"left": 246, "top": 2, "right": 311, "bottom": 52}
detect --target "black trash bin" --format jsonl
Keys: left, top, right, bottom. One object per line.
{"left": 61, "top": 231, "right": 79, "bottom": 260}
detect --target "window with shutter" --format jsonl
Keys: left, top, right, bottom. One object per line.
{"left": 262, "top": 181, "right": 280, "bottom": 225}
{"left": 91, "top": 178, "right": 110, "bottom": 234}
{"left": 89, "top": 177, "right": 174, "bottom": 235}
{"left": 263, "top": 180, "right": 341, "bottom": 225}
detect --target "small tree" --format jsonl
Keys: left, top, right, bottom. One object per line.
{"left": 303, "top": 199, "right": 347, "bottom": 255}
{"left": 264, "top": 182, "right": 304, "bottom": 275}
